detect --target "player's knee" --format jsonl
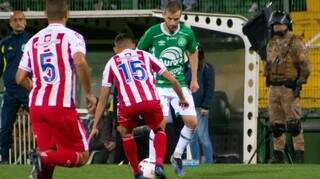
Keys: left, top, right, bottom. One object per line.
{"left": 77, "top": 151, "right": 89, "bottom": 167}
{"left": 271, "top": 122, "right": 286, "bottom": 138}
{"left": 185, "top": 117, "right": 197, "bottom": 129}
{"left": 287, "top": 119, "right": 301, "bottom": 136}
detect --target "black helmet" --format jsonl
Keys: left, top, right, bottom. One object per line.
{"left": 268, "top": 10, "right": 292, "bottom": 30}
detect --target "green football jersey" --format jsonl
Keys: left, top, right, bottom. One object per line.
{"left": 137, "top": 23, "right": 198, "bottom": 87}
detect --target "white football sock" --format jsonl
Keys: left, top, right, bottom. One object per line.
{"left": 148, "top": 130, "right": 155, "bottom": 162}
{"left": 173, "top": 126, "right": 195, "bottom": 158}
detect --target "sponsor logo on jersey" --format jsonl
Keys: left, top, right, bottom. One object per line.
{"left": 159, "top": 47, "right": 184, "bottom": 68}
{"left": 158, "top": 40, "right": 166, "bottom": 46}
{"left": 166, "top": 36, "right": 177, "bottom": 40}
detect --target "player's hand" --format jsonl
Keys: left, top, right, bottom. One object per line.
{"left": 86, "top": 94, "right": 97, "bottom": 114}
{"left": 179, "top": 98, "right": 189, "bottom": 109}
{"left": 88, "top": 126, "right": 99, "bottom": 142}
{"left": 189, "top": 80, "right": 199, "bottom": 93}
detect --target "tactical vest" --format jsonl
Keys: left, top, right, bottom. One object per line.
{"left": 267, "top": 34, "right": 301, "bottom": 82}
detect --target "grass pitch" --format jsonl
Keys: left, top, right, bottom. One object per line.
{"left": 0, "top": 164, "right": 319, "bottom": 179}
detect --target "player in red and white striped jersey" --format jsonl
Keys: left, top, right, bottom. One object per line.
{"left": 19, "top": 22, "right": 85, "bottom": 108}
{"left": 89, "top": 33, "right": 188, "bottom": 179}
{"left": 16, "top": 1, "right": 96, "bottom": 179}
{"left": 102, "top": 46, "right": 164, "bottom": 107}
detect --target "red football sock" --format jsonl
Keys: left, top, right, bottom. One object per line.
{"left": 122, "top": 135, "right": 140, "bottom": 175}
{"left": 153, "top": 130, "right": 167, "bottom": 165}
{"left": 41, "top": 150, "right": 79, "bottom": 167}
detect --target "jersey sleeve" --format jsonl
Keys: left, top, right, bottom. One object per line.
{"left": 69, "top": 32, "right": 86, "bottom": 57}
{"left": 18, "top": 41, "right": 32, "bottom": 72}
{"left": 147, "top": 52, "right": 166, "bottom": 75}
{"left": 102, "top": 59, "right": 114, "bottom": 87}
{"left": 187, "top": 28, "right": 198, "bottom": 53}
{"left": 137, "top": 28, "right": 153, "bottom": 51}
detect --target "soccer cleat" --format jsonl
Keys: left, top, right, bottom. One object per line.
{"left": 29, "top": 149, "right": 42, "bottom": 179}
{"left": 170, "top": 156, "right": 184, "bottom": 177}
{"left": 134, "top": 171, "right": 144, "bottom": 179}
{"left": 154, "top": 165, "right": 167, "bottom": 179}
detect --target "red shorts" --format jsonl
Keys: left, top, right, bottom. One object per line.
{"left": 118, "top": 100, "right": 163, "bottom": 129}
{"left": 29, "top": 106, "right": 88, "bottom": 152}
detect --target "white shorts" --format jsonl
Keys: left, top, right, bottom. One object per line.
{"left": 156, "top": 87, "right": 196, "bottom": 122}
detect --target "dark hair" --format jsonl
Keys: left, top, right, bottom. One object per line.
{"left": 114, "top": 33, "right": 134, "bottom": 46}
{"left": 165, "top": 0, "right": 182, "bottom": 13}
{"left": 46, "top": 0, "right": 68, "bottom": 20}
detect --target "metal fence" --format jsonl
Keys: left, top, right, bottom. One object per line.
{"left": 0, "top": 0, "right": 307, "bottom": 16}
{"left": 9, "top": 111, "right": 35, "bottom": 165}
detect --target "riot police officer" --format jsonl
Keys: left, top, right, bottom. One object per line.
{"left": 265, "top": 10, "right": 310, "bottom": 164}
{"left": 0, "top": 11, "right": 31, "bottom": 164}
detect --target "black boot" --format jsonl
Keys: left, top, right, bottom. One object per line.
{"left": 294, "top": 150, "right": 304, "bottom": 164}
{"left": 269, "top": 150, "right": 285, "bottom": 164}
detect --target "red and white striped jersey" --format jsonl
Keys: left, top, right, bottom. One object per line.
{"left": 102, "top": 49, "right": 166, "bottom": 107}
{"left": 19, "top": 23, "right": 86, "bottom": 108}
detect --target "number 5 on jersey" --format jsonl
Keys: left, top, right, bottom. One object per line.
{"left": 40, "top": 52, "right": 57, "bottom": 83}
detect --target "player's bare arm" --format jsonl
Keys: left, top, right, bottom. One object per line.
{"left": 189, "top": 51, "right": 199, "bottom": 93}
{"left": 88, "top": 86, "right": 111, "bottom": 142}
{"left": 161, "top": 70, "right": 189, "bottom": 108}
{"left": 15, "top": 69, "right": 32, "bottom": 91}
{"left": 73, "top": 51, "right": 96, "bottom": 112}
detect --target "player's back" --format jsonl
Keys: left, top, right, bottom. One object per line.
{"left": 103, "top": 49, "right": 166, "bottom": 107}
{"left": 21, "top": 24, "right": 86, "bottom": 108}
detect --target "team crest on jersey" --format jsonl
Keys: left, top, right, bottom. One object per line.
{"left": 177, "top": 37, "right": 187, "bottom": 47}
{"left": 158, "top": 40, "right": 166, "bottom": 46}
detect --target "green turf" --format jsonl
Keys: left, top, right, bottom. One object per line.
{"left": 0, "top": 164, "right": 320, "bottom": 179}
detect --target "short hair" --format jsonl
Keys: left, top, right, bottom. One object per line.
{"left": 165, "top": 0, "right": 182, "bottom": 13}
{"left": 114, "top": 33, "right": 134, "bottom": 47}
{"left": 46, "top": 0, "right": 68, "bottom": 20}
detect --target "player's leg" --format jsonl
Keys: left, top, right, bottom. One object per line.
{"left": 170, "top": 87, "right": 197, "bottom": 176}
{"left": 189, "top": 113, "right": 200, "bottom": 161}
{"left": 143, "top": 101, "right": 167, "bottom": 179}
{"left": 29, "top": 106, "right": 56, "bottom": 179}
{"left": 40, "top": 107, "right": 89, "bottom": 168}
{"left": 117, "top": 106, "right": 142, "bottom": 178}
{"left": 149, "top": 88, "right": 170, "bottom": 162}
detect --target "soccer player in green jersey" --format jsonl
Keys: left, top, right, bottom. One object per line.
{"left": 137, "top": 1, "right": 198, "bottom": 176}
